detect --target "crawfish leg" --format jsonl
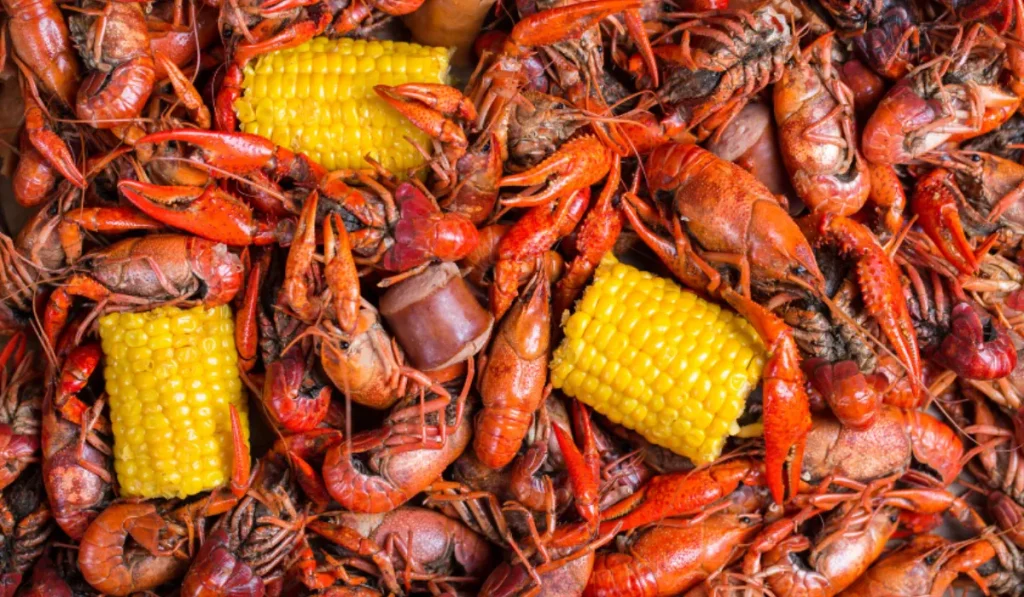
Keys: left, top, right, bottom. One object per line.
{"left": 74, "top": 400, "right": 114, "bottom": 484}
{"left": 307, "top": 522, "right": 401, "bottom": 594}
{"left": 620, "top": 194, "right": 719, "bottom": 292}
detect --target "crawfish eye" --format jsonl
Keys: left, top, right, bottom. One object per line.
{"left": 925, "top": 553, "right": 939, "bottom": 565}
{"left": 340, "top": 341, "right": 350, "bottom": 350}
{"left": 971, "top": 154, "right": 981, "bottom": 162}
{"left": 792, "top": 265, "right": 807, "bottom": 276}
{"left": 889, "top": 513, "right": 899, "bottom": 523}
{"left": 739, "top": 516, "right": 753, "bottom": 524}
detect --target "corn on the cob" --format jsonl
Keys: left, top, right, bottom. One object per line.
{"left": 234, "top": 37, "right": 452, "bottom": 172}
{"left": 98, "top": 305, "right": 250, "bottom": 499}
{"left": 550, "top": 254, "right": 766, "bottom": 464}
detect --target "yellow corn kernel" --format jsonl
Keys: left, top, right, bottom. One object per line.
{"left": 99, "top": 305, "right": 250, "bottom": 499}
{"left": 550, "top": 254, "right": 767, "bottom": 465}
{"left": 234, "top": 38, "right": 452, "bottom": 173}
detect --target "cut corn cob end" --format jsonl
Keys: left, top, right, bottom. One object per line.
{"left": 99, "top": 305, "right": 250, "bottom": 499}
{"left": 551, "top": 254, "right": 767, "bottom": 464}
{"left": 234, "top": 37, "right": 453, "bottom": 173}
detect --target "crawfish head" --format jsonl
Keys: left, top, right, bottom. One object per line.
{"left": 930, "top": 302, "right": 1017, "bottom": 380}
{"left": 318, "top": 304, "right": 404, "bottom": 410}
{"left": 954, "top": 152, "right": 1024, "bottom": 235}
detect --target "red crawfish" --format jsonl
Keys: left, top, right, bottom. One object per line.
{"left": 472, "top": 416, "right": 608, "bottom": 597}
{"left": 378, "top": 84, "right": 617, "bottom": 236}
{"left": 1, "top": 0, "right": 79, "bottom": 107}
{"left": 76, "top": 502, "right": 190, "bottom": 596}
{"left": 842, "top": 534, "right": 998, "bottom": 595}
{"left": 11, "top": 75, "right": 85, "bottom": 207}
{"left": 317, "top": 377, "right": 474, "bottom": 513}
{"left": 77, "top": 420, "right": 251, "bottom": 596}
{"left": 743, "top": 503, "right": 900, "bottom": 597}
{"left": 464, "top": 0, "right": 651, "bottom": 132}
{"left": 254, "top": 309, "right": 333, "bottom": 432}
{"left": 774, "top": 33, "right": 870, "bottom": 216}
{"left": 373, "top": 82, "right": 501, "bottom": 226}
{"left": 123, "top": 130, "right": 479, "bottom": 279}
{"left": 817, "top": 0, "right": 920, "bottom": 79}
{"left": 252, "top": 192, "right": 459, "bottom": 416}
{"left": 862, "top": 30, "right": 1020, "bottom": 165}
{"left": 595, "top": 458, "right": 764, "bottom": 536}
{"left": 806, "top": 212, "right": 923, "bottom": 400}
{"left": 42, "top": 235, "right": 243, "bottom": 348}
{"left": 653, "top": 2, "right": 792, "bottom": 142}
{"left": 41, "top": 344, "right": 114, "bottom": 541}
{"left": 475, "top": 268, "right": 551, "bottom": 470}
{"left": 802, "top": 355, "right": 923, "bottom": 430}
{"left": 801, "top": 405, "right": 964, "bottom": 487}
{"left": 621, "top": 142, "right": 825, "bottom": 502}
{"left": 490, "top": 187, "right": 589, "bottom": 319}
{"left": 67, "top": 0, "right": 157, "bottom": 130}
{"left": 917, "top": 152, "right": 1024, "bottom": 276}
{"left": 1, "top": 0, "right": 85, "bottom": 201}
{"left": 0, "top": 193, "right": 91, "bottom": 333}
{"left": 896, "top": 234, "right": 1018, "bottom": 381}
{"left": 583, "top": 487, "right": 766, "bottom": 597}
{"left": 743, "top": 481, "right": 990, "bottom": 597}
{"left": 180, "top": 457, "right": 304, "bottom": 597}
{"left": 304, "top": 507, "right": 495, "bottom": 595}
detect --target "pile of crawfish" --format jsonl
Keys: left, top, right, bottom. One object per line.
{"left": 3, "top": 0, "right": 1024, "bottom": 589}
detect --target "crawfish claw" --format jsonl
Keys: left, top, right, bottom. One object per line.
{"left": 912, "top": 169, "right": 979, "bottom": 276}
{"left": 720, "top": 288, "right": 809, "bottom": 504}
{"left": 508, "top": 0, "right": 642, "bottom": 48}
{"left": 118, "top": 180, "right": 265, "bottom": 246}
{"left": 135, "top": 129, "right": 326, "bottom": 182}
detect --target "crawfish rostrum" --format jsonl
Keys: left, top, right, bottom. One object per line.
{"left": 4, "top": 0, "right": 1024, "bottom": 593}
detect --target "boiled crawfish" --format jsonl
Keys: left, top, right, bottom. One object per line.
{"left": 653, "top": 1, "right": 792, "bottom": 142}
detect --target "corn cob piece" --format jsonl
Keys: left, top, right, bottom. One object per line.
{"left": 551, "top": 254, "right": 767, "bottom": 464}
{"left": 99, "top": 305, "right": 249, "bottom": 498}
{"left": 234, "top": 37, "right": 452, "bottom": 172}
